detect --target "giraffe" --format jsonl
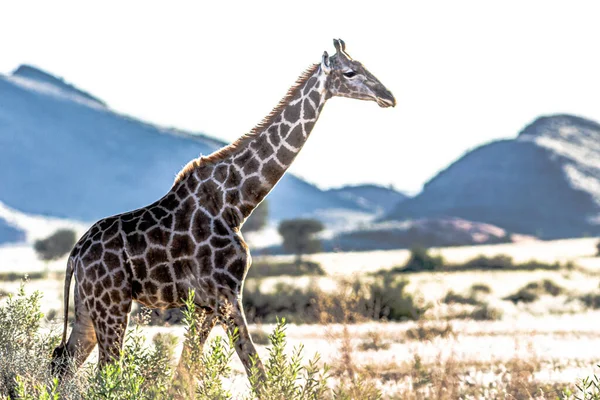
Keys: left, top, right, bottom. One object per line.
{"left": 50, "top": 38, "right": 395, "bottom": 382}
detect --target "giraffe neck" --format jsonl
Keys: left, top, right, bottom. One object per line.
{"left": 175, "top": 64, "right": 329, "bottom": 228}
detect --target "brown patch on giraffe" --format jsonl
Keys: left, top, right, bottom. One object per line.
{"left": 151, "top": 264, "right": 172, "bottom": 282}
{"left": 309, "top": 90, "right": 320, "bottom": 105}
{"left": 303, "top": 98, "right": 316, "bottom": 120}
{"left": 284, "top": 101, "right": 301, "bottom": 122}
{"left": 197, "top": 245, "right": 212, "bottom": 275}
{"left": 222, "top": 206, "right": 242, "bottom": 228}
{"left": 279, "top": 124, "right": 290, "bottom": 137}
{"left": 214, "top": 246, "right": 234, "bottom": 267}
{"left": 304, "top": 120, "right": 315, "bottom": 133}
{"left": 225, "top": 189, "right": 241, "bottom": 206}
{"left": 173, "top": 258, "right": 194, "bottom": 280}
{"left": 225, "top": 166, "right": 242, "bottom": 188}
{"left": 171, "top": 234, "right": 195, "bottom": 258}
{"left": 242, "top": 157, "right": 260, "bottom": 175}
{"left": 102, "top": 219, "right": 119, "bottom": 241}
{"left": 131, "top": 258, "right": 148, "bottom": 280}
{"left": 198, "top": 180, "right": 224, "bottom": 216}
{"left": 239, "top": 203, "right": 254, "bottom": 218}
{"left": 103, "top": 252, "right": 120, "bottom": 271}
{"left": 262, "top": 159, "right": 285, "bottom": 185}
{"left": 286, "top": 125, "right": 305, "bottom": 148}
{"left": 234, "top": 150, "right": 252, "bottom": 166}
{"left": 109, "top": 289, "right": 122, "bottom": 303}
{"left": 113, "top": 270, "right": 126, "bottom": 287}
{"left": 147, "top": 248, "right": 168, "bottom": 265}
{"left": 161, "top": 284, "right": 175, "bottom": 304}
{"left": 105, "top": 235, "right": 122, "bottom": 251}
{"left": 214, "top": 272, "right": 238, "bottom": 290}
{"left": 174, "top": 197, "right": 195, "bottom": 231}
{"left": 159, "top": 193, "right": 179, "bottom": 210}
{"left": 127, "top": 233, "right": 147, "bottom": 256}
{"left": 192, "top": 211, "right": 212, "bottom": 242}
{"left": 149, "top": 206, "right": 168, "bottom": 220}
{"left": 101, "top": 274, "right": 112, "bottom": 290}
{"left": 267, "top": 125, "right": 281, "bottom": 146}
{"left": 93, "top": 283, "right": 103, "bottom": 298}
{"left": 132, "top": 280, "right": 142, "bottom": 297}
{"left": 213, "top": 164, "right": 229, "bottom": 183}
{"left": 101, "top": 291, "right": 111, "bottom": 306}
{"left": 82, "top": 243, "right": 103, "bottom": 265}
{"left": 276, "top": 146, "right": 296, "bottom": 165}
{"left": 144, "top": 281, "right": 158, "bottom": 296}
{"left": 228, "top": 258, "right": 247, "bottom": 280}
{"left": 138, "top": 211, "right": 157, "bottom": 231}
{"left": 241, "top": 176, "right": 269, "bottom": 203}
{"left": 210, "top": 236, "right": 231, "bottom": 248}
{"left": 147, "top": 226, "right": 170, "bottom": 245}
{"left": 186, "top": 172, "right": 199, "bottom": 192}
{"left": 213, "top": 219, "right": 229, "bottom": 236}
{"left": 251, "top": 134, "right": 274, "bottom": 159}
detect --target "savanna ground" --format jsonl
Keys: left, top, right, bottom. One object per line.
{"left": 3, "top": 237, "right": 600, "bottom": 398}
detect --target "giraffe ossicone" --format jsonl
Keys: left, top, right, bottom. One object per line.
{"left": 51, "top": 38, "right": 396, "bottom": 383}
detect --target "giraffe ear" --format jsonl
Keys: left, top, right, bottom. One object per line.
{"left": 321, "top": 51, "right": 331, "bottom": 75}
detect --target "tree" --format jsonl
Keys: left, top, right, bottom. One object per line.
{"left": 242, "top": 200, "right": 269, "bottom": 233}
{"left": 33, "top": 229, "right": 77, "bottom": 262}
{"left": 278, "top": 219, "right": 324, "bottom": 265}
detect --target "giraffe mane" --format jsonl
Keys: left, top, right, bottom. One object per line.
{"left": 173, "top": 63, "right": 320, "bottom": 186}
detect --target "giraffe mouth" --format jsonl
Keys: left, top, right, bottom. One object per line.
{"left": 377, "top": 96, "right": 396, "bottom": 108}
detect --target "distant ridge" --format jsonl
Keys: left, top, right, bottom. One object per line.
{"left": 385, "top": 114, "right": 600, "bottom": 239}
{"left": 12, "top": 64, "right": 106, "bottom": 106}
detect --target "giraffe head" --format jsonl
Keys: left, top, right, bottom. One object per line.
{"left": 322, "top": 38, "right": 396, "bottom": 108}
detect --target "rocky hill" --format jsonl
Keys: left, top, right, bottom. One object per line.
{"left": 385, "top": 115, "right": 600, "bottom": 239}
{"left": 0, "top": 65, "right": 372, "bottom": 243}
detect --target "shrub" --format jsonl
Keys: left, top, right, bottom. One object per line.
{"left": 504, "top": 287, "right": 539, "bottom": 304}
{"left": 33, "top": 229, "right": 77, "bottom": 261}
{"left": 442, "top": 290, "right": 483, "bottom": 306}
{"left": 469, "top": 303, "right": 504, "bottom": 321}
{"left": 247, "top": 261, "right": 325, "bottom": 279}
{"left": 402, "top": 247, "right": 445, "bottom": 272}
{"left": 504, "top": 279, "right": 565, "bottom": 304}
{"left": 243, "top": 275, "right": 424, "bottom": 324}
{"left": 470, "top": 283, "right": 492, "bottom": 294}
{"left": 405, "top": 322, "right": 454, "bottom": 341}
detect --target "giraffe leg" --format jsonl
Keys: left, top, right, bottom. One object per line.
{"left": 51, "top": 289, "right": 97, "bottom": 379}
{"left": 223, "top": 299, "right": 266, "bottom": 384}
{"left": 92, "top": 298, "right": 132, "bottom": 367}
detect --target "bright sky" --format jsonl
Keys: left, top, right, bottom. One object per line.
{"left": 1, "top": 1, "right": 599, "bottom": 194}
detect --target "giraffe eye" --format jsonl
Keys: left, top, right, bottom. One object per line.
{"left": 343, "top": 71, "right": 357, "bottom": 78}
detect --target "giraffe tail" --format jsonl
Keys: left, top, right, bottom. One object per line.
{"left": 60, "top": 257, "right": 75, "bottom": 345}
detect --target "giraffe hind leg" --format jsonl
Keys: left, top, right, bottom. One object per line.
{"left": 51, "top": 292, "right": 97, "bottom": 379}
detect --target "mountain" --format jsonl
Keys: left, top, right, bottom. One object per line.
{"left": 385, "top": 114, "right": 600, "bottom": 239}
{"left": 327, "top": 184, "right": 407, "bottom": 214}
{"left": 0, "top": 65, "right": 369, "bottom": 243}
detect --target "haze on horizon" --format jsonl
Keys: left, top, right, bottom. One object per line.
{"left": 1, "top": 1, "right": 599, "bottom": 194}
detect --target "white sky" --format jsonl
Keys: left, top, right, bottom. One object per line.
{"left": 1, "top": 1, "right": 599, "bottom": 194}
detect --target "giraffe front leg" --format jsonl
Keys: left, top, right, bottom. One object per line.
{"left": 223, "top": 299, "right": 266, "bottom": 385}
{"left": 176, "top": 308, "right": 217, "bottom": 373}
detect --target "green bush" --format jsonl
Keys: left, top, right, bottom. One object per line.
{"left": 442, "top": 290, "right": 483, "bottom": 306}
{"left": 401, "top": 247, "right": 445, "bottom": 272}
{"left": 247, "top": 261, "right": 325, "bottom": 279}
{"left": 243, "top": 275, "right": 424, "bottom": 324}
